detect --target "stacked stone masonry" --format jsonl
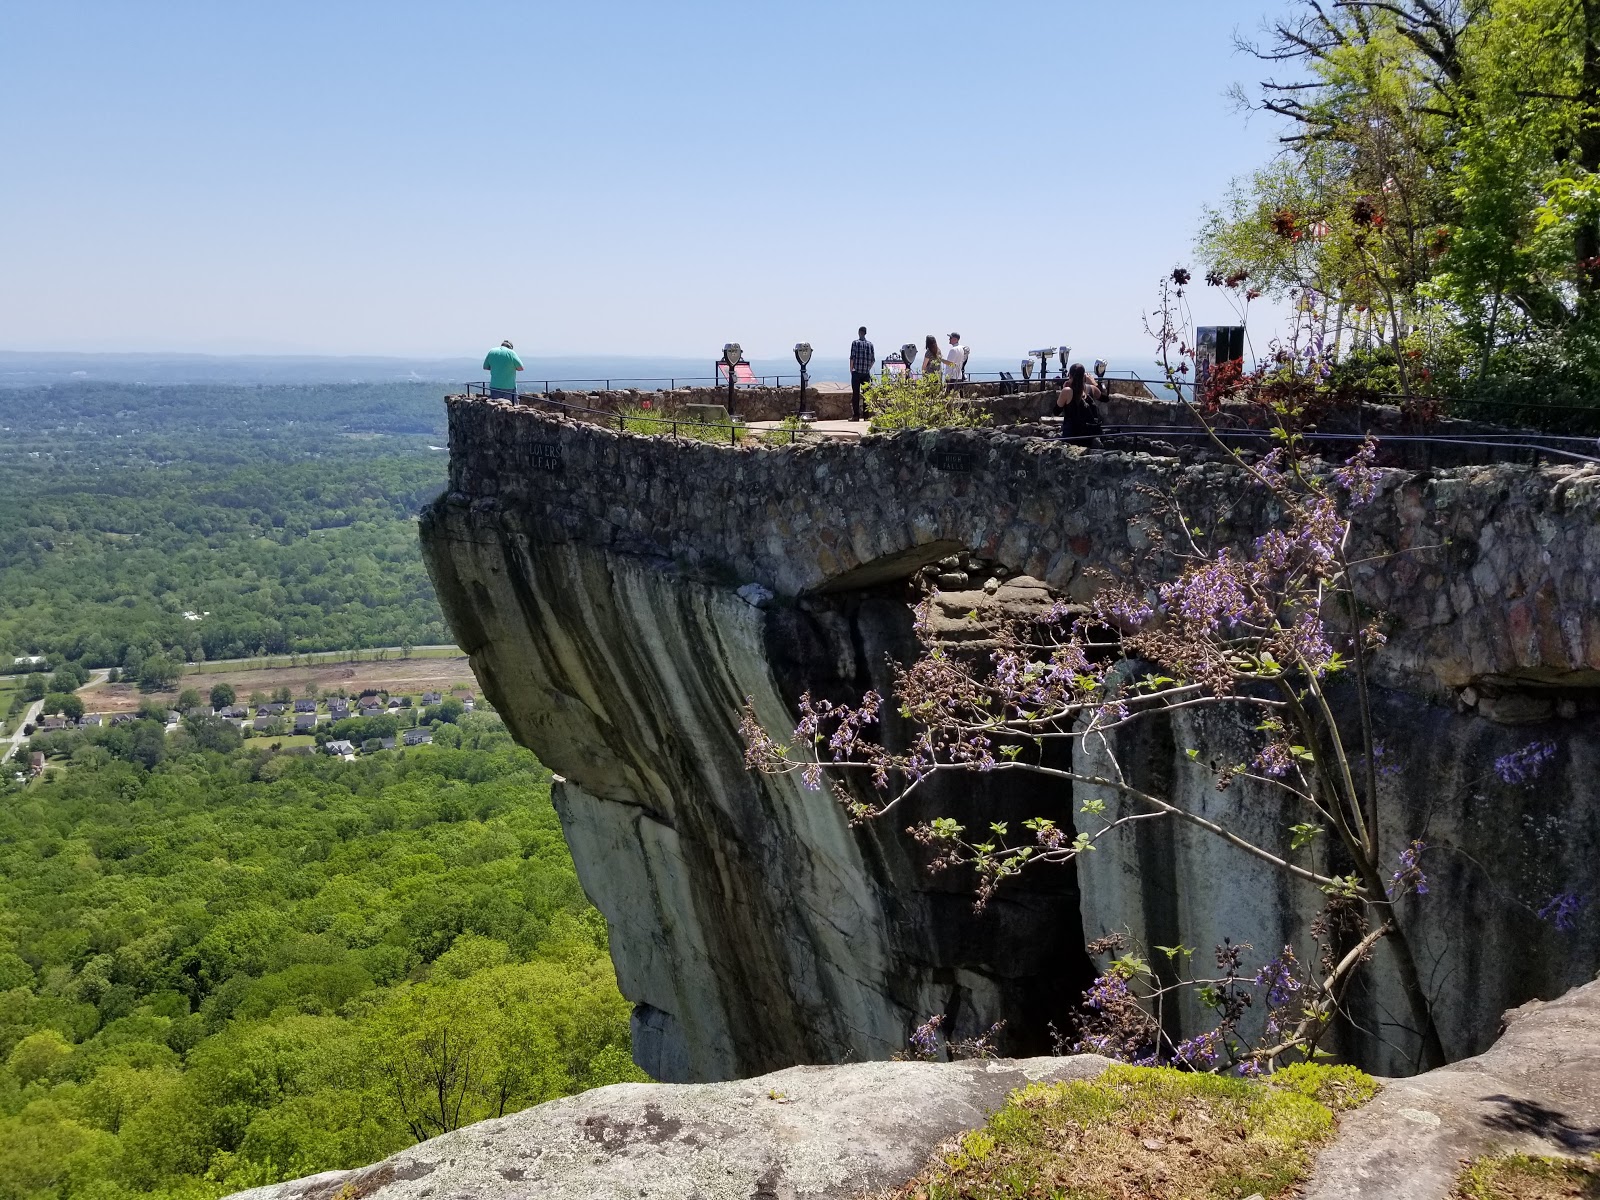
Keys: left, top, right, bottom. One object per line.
{"left": 422, "top": 394, "right": 1600, "bottom": 1083}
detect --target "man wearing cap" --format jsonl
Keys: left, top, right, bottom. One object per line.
{"left": 944, "top": 333, "right": 969, "bottom": 383}
{"left": 483, "top": 340, "right": 523, "bottom": 400}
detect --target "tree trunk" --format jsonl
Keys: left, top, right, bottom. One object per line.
{"left": 1574, "top": 0, "right": 1600, "bottom": 309}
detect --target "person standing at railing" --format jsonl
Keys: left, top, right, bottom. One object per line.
{"left": 849, "top": 326, "right": 875, "bottom": 421}
{"left": 483, "top": 339, "right": 523, "bottom": 400}
{"left": 1056, "top": 362, "right": 1105, "bottom": 444}
{"left": 920, "top": 335, "right": 942, "bottom": 378}
{"left": 943, "top": 332, "right": 969, "bottom": 383}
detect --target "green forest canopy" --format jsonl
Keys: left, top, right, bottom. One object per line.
{"left": 1, "top": 382, "right": 645, "bottom": 1199}
{"left": 0, "top": 719, "right": 641, "bottom": 1200}
{"left": 0, "top": 383, "right": 452, "bottom": 669}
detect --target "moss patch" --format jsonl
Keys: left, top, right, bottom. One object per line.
{"left": 1452, "top": 1153, "right": 1600, "bottom": 1199}
{"left": 886, "top": 1063, "right": 1376, "bottom": 1200}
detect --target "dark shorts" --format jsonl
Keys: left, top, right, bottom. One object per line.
{"left": 489, "top": 386, "right": 517, "bottom": 401}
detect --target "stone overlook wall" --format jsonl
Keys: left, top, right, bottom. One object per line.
{"left": 421, "top": 394, "right": 1600, "bottom": 1083}
{"left": 439, "top": 395, "right": 1600, "bottom": 699}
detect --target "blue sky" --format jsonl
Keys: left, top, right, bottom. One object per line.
{"left": 1, "top": 0, "right": 1288, "bottom": 363}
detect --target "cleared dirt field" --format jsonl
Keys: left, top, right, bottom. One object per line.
{"left": 79, "top": 656, "right": 480, "bottom": 715}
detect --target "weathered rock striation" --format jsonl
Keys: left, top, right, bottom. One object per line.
{"left": 421, "top": 394, "right": 1600, "bottom": 1081}
{"left": 229, "top": 977, "right": 1600, "bottom": 1200}
{"left": 226, "top": 1057, "right": 1114, "bottom": 1200}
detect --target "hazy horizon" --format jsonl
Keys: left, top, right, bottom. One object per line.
{"left": 0, "top": 347, "right": 1171, "bottom": 388}
{"left": 3, "top": 0, "right": 1287, "bottom": 362}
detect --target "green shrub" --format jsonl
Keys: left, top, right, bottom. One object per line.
{"left": 864, "top": 371, "right": 989, "bottom": 433}
{"left": 618, "top": 404, "right": 745, "bottom": 445}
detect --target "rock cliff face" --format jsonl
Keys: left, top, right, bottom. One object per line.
{"left": 230, "top": 977, "right": 1600, "bottom": 1200}
{"left": 421, "top": 395, "right": 1600, "bottom": 1081}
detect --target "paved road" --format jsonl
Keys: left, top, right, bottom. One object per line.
{"left": 2, "top": 668, "right": 110, "bottom": 767}
{"left": 1, "top": 698, "right": 44, "bottom": 765}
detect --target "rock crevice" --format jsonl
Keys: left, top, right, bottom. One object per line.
{"left": 422, "top": 397, "right": 1600, "bottom": 1080}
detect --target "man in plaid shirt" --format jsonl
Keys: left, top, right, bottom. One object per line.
{"left": 849, "top": 326, "right": 875, "bottom": 420}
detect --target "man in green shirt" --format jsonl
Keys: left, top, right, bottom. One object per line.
{"left": 483, "top": 340, "right": 523, "bottom": 399}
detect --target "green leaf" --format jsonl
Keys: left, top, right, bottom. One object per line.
{"left": 1290, "top": 823, "right": 1324, "bottom": 850}
{"left": 1079, "top": 798, "right": 1107, "bottom": 817}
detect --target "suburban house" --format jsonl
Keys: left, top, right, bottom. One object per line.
{"left": 328, "top": 702, "right": 351, "bottom": 720}
{"left": 293, "top": 714, "right": 316, "bottom": 733}
{"left": 359, "top": 705, "right": 383, "bottom": 719}
{"left": 294, "top": 699, "right": 317, "bottom": 713}
{"left": 421, "top": 691, "right": 441, "bottom": 706}
{"left": 111, "top": 714, "right": 137, "bottom": 726}
{"left": 252, "top": 716, "right": 276, "bottom": 732}
{"left": 40, "top": 716, "right": 69, "bottom": 731}
{"left": 324, "top": 739, "right": 356, "bottom": 758}
{"left": 78, "top": 714, "right": 103, "bottom": 727}
{"left": 259, "top": 702, "right": 288, "bottom": 716}
{"left": 219, "top": 705, "right": 249, "bottom": 720}
{"left": 402, "top": 728, "right": 433, "bottom": 746}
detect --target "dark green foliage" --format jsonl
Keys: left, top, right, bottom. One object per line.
{"left": 0, "top": 381, "right": 644, "bottom": 1199}
{"left": 0, "top": 382, "right": 452, "bottom": 667}
{"left": 0, "top": 726, "right": 640, "bottom": 1199}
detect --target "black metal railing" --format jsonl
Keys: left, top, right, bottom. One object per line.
{"left": 460, "top": 382, "right": 1600, "bottom": 462}
{"left": 1092, "top": 424, "right": 1600, "bottom": 465}
{"left": 463, "top": 374, "right": 806, "bottom": 395}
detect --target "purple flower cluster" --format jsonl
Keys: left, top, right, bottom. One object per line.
{"left": 1279, "top": 612, "right": 1335, "bottom": 674}
{"left": 1093, "top": 588, "right": 1155, "bottom": 628}
{"left": 908, "top": 1014, "right": 944, "bottom": 1060}
{"left": 1494, "top": 740, "right": 1557, "bottom": 785}
{"left": 1172, "top": 1030, "right": 1220, "bottom": 1068}
{"left": 1254, "top": 949, "right": 1303, "bottom": 1007}
{"left": 1253, "top": 741, "right": 1294, "bottom": 778}
{"left": 1387, "top": 839, "right": 1429, "bottom": 899}
{"left": 1034, "top": 822, "right": 1066, "bottom": 851}
{"left": 1333, "top": 439, "right": 1382, "bottom": 505}
{"left": 1084, "top": 973, "right": 1131, "bottom": 1011}
{"left": 1159, "top": 554, "right": 1257, "bottom": 632}
{"left": 1538, "top": 892, "right": 1588, "bottom": 933}
{"left": 1235, "top": 1059, "right": 1264, "bottom": 1078}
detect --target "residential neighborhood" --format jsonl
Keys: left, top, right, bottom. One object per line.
{"left": 12, "top": 681, "right": 482, "bottom": 777}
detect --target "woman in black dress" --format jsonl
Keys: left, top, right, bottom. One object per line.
{"left": 1055, "top": 362, "right": 1104, "bottom": 442}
